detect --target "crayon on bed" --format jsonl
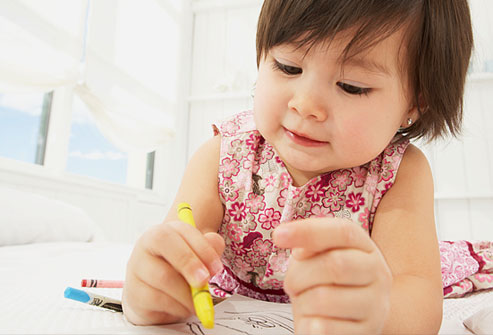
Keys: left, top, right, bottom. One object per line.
{"left": 81, "top": 279, "right": 124, "bottom": 288}
{"left": 177, "top": 202, "right": 215, "bottom": 329}
{"left": 64, "top": 287, "right": 123, "bottom": 313}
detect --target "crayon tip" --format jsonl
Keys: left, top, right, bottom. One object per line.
{"left": 193, "top": 290, "right": 214, "bottom": 329}
{"left": 64, "top": 287, "right": 90, "bottom": 303}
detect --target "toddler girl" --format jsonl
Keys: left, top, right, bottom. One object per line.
{"left": 123, "top": 0, "right": 473, "bottom": 333}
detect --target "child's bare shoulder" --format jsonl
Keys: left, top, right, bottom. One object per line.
{"left": 398, "top": 144, "right": 432, "bottom": 180}
{"left": 383, "top": 143, "right": 433, "bottom": 207}
{"left": 190, "top": 135, "right": 221, "bottom": 165}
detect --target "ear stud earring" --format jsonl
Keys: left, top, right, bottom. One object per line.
{"left": 407, "top": 118, "right": 413, "bottom": 126}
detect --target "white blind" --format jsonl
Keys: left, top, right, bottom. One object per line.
{"left": 0, "top": 0, "right": 86, "bottom": 92}
{"left": 0, "top": 0, "right": 182, "bottom": 152}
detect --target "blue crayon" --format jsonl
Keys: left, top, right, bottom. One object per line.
{"left": 64, "top": 287, "right": 122, "bottom": 313}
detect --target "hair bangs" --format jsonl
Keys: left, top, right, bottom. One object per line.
{"left": 257, "top": 0, "right": 421, "bottom": 66}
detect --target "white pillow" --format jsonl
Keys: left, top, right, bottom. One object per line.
{"left": 0, "top": 187, "right": 106, "bottom": 246}
{"left": 463, "top": 306, "right": 493, "bottom": 334}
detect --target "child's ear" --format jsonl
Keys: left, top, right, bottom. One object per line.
{"left": 403, "top": 94, "right": 427, "bottom": 128}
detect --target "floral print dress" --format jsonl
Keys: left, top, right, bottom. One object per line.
{"left": 209, "top": 110, "right": 410, "bottom": 302}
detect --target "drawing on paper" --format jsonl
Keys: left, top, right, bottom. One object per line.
{"left": 184, "top": 310, "right": 294, "bottom": 335}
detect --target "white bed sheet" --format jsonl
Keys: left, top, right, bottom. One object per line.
{"left": 0, "top": 242, "right": 135, "bottom": 334}
{"left": 441, "top": 289, "right": 493, "bottom": 334}
{"left": 0, "top": 242, "right": 492, "bottom": 334}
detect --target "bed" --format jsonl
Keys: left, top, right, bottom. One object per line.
{"left": 1, "top": 187, "right": 492, "bottom": 334}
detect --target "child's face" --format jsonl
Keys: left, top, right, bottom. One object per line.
{"left": 253, "top": 28, "right": 415, "bottom": 186}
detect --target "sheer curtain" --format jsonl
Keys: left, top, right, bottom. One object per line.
{"left": 0, "top": 0, "right": 85, "bottom": 93}
{"left": 0, "top": 0, "right": 181, "bottom": 152}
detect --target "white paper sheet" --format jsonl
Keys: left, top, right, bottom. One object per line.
{"left": 164, "top": 294, "right": 294, "bottom": 335}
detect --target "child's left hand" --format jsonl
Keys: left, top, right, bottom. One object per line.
{"left": 273, "top": 218, "right": 392, "bottom": 335}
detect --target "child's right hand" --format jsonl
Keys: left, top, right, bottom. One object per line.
{"left": 122, "top": 220, "right": 225, "bottom": 325}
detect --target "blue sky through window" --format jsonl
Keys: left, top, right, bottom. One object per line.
{"left": 0, "top": 93, "right": 43, "bottom": 164}
{"left": 0, "top": 92, "right": 128, "bottom": 185}
{"left": 67, "top": 96, "right": 127, "bottom": 184}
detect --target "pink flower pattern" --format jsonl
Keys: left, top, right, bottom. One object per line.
{"left": 253, "top": 239, "right": 273, "bottom": 256}
{"left": 227, "top": 223, "right": 243, "bottom": 242}
{"left": 311, "top": 204, "right": 333, "bottom": 217}
{"left": 209, "top": 110, "right": 410, "bottom": 303}
{"left": 245, "top": 193, "right": 265, "bottom": 214}
{"left": 242, "top": 152, "right": 259, "bottom": 174}
{"left": 330, "top": 170, "right": 353, "bottom": 192}
{"left": 352, "top": 166, "right": 368, "bottom": 187}
{"left": 359, "top": 207, "right": 370, "bottom": 230}
{"left": 219, "top": 178, "right": 238, "bottom": 202}
{"left": 305, "top": 183, "right": 325, "bottom": 202}
{"left": 228, "top": 202, "right": 246, "bottom": 221}
{"left": 346, "top": 192, "right": 365, "bottom": 212}
{"left": 323, "top": 190, "right": 345, "bottom": 211}
{"left": 245, "top": 133, "right": 260, "bottom": 151}
{"left": 277, "top": 188, "right": 288, "bottom": 207}
{"left": 220, "top": 157, "right": 240, "bottom": 178}
{"left": 259, "top": 208, "right": 281, "bottom": 230}
{"left": 441, "top": 240, "right": 493, "bottom": 298}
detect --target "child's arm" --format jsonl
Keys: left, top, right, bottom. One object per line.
{"left": 371, "top": 144, "right": 443, "bottom": 334}
{"left": 122, "top": 135, "right": 225, "bottom": 326}
{"left": 273, "top": 144, "right": 442, "bottom": 334}
{"left": 162, "top": 137, "right": 224, "bottom": 234}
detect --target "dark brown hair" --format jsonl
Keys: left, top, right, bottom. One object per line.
{"left": 256, "top": 0, "right": 473, "bottom": 141}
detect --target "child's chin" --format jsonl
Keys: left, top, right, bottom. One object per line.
{"left": 285, "top": 157, "right": 332, "bottom": 176}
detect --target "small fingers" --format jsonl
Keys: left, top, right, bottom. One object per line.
{"left": 130, "top": 248, "right": 194, "bottom": 314}
{"left": 284, "top": 249, "right": 374, "bottom": 296}
{"left": 273, "top": 219, "right": 374, "bottom": 253}
{"left": 291, "top": 285, "right": 371, "bottom": 321}
{"left": 123, "top": 276, "right": 192, "bottom": 325}
{"left": 123, "top": 223, "right": 224, "bottom": 326}
{"left": 204, "top": 232, "right": 226, "bottom": 257}
{"left": 146, "top": 222, "right": 223, "bottom": 287}
{"left": 295, "top": 315, "right": 369, "bottom": 335}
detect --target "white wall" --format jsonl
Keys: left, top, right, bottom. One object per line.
{"left": 186, "top": 0, "right": 493, "bottom": 241}
{"left": 187, "top": 0, "right": 260, "bottom": 157}
{"left": 421, "top": 76, "right": 493, "bottom": 241}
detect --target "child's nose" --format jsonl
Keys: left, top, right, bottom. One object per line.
{"left": 287, "top": 80, "right": 330, "bottom": 122}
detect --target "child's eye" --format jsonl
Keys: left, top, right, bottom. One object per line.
{"left": 273, "top": 60, "right": 302, "bottom": 75}
{"left": 337, "top": 82, "right": 371, "bottom": 96}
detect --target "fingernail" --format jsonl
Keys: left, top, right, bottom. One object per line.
{"left": 211, "top": 259, "right": 223, "bottom": 274}
{"left": 194, "top": 268, "right": 209, "bottom": 286}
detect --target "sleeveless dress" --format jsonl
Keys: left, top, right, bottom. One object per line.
{"left": 209, "top": 110, "right": 410, "bottom": 302}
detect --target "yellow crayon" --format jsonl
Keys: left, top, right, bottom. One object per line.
{"left": 177, "top": 202, "right": 215, "bottom": 329}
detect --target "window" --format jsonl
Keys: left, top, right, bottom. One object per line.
{"left": 66, "top": 95, "right": 128, "bottom": 184}
{"left": 0, "top": 92, "right": 52, "bottom": 165}
{"left": 145, "top": 151, "right": 155, "bottom": 189}
{"left": 1, "top": 0, "right": 178, "bottom": 190}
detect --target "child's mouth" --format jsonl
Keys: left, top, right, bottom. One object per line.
{"left": 284, "top": 128, "right": 327, "bottom": 147}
